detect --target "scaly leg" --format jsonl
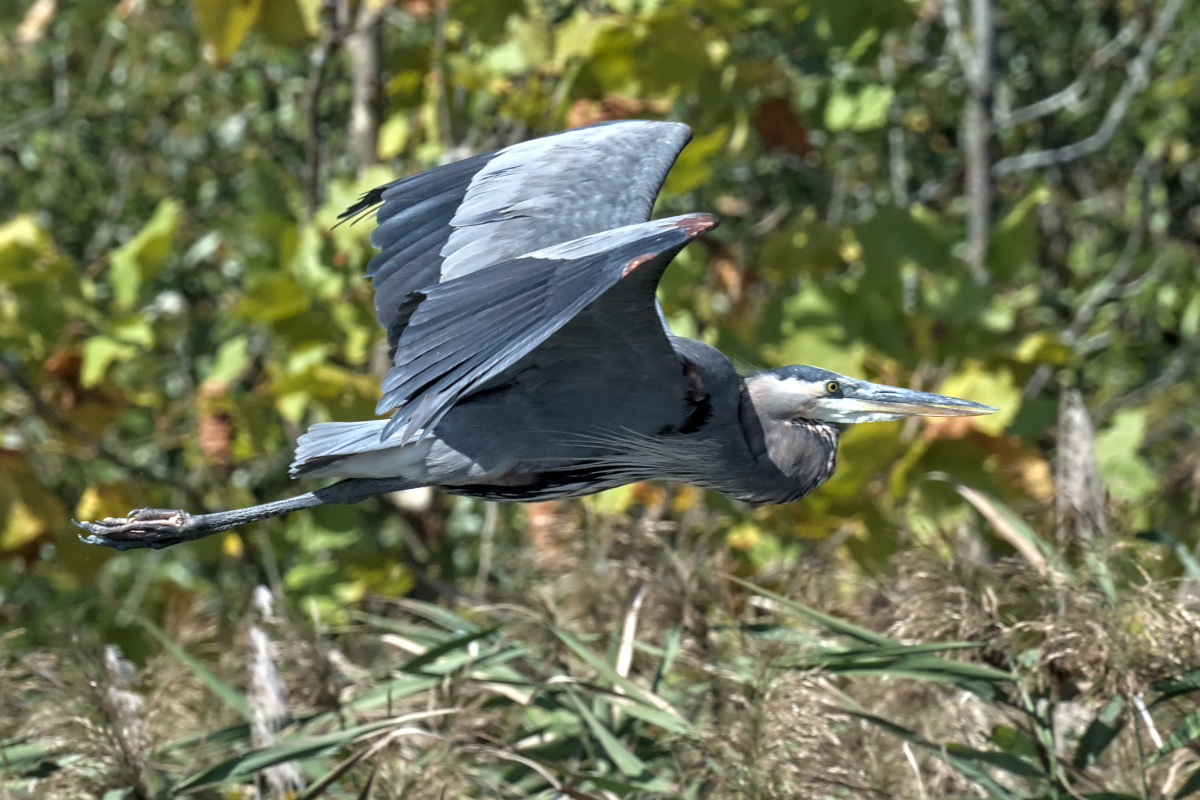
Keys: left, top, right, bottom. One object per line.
{"left": 76, "top": 477, "right": 418, "bottom": 550}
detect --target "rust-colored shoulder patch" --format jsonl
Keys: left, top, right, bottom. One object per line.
{"left": 672, "top": 213, "right": 719, "bottom": 237}
{"left": 622, "top": 253, "right": 657, "bottom": 277}
{"left": 683, "top": 357, "right": 708, "bottom": 402}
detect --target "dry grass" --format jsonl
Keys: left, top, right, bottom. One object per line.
{"left": 4, "top": 497, "right": 1200, "bottom": 798}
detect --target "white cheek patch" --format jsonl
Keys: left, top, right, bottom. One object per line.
{"left": 807, "top": 398, "right": 906, "bottom": 424}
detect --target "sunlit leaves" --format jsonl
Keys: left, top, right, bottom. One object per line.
{"left": 107, "top": 199, "right": 181, "bottom": 310}
{"left": 1094, "top": 410, "right": 1158, "bottom": 507}
{"left": 192, "top": 0, "right": 264, "bottom": 65}
{"left": 825, "top": 84, "right": 893, "bottom": 132}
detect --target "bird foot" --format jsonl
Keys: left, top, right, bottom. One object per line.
{"left": 76, "top": 508, "right": 199, "bottom": 550}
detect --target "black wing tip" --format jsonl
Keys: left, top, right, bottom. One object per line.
{"left": 334, "top": 186, "right": 390, "bottom": 229}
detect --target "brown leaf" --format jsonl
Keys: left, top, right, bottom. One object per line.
{"left": 754, "top": 97, "right": 811, "bottom": 156}
{"left": 197, "top": 381, "right": 234, "bottom": 468}
{"left": 566, "top": 95, "right": 670, "bottom": 129}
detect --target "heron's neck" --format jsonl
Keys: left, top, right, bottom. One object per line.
{"left": 736, "top": 386, "right": 840, "bottom": 503}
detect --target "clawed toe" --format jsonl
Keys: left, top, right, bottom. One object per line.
{"left": 74, "top": 509, "right": 196, "bottom": 550}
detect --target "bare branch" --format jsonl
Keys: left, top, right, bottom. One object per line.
{"left": 939, "top": 0, "right": 976, "bottom": 82}
{"left": 880, "top": 45, "right": 910, "bottom": 206}
{"left": 349, "top": 2, "right": 385, "bottom": 176}
{"left": 305, "top": 0, "right": 348, "bottom": 214}
{"left": 993, "top": 0, "right": 1184, "bottom": 176}
{"left": 963, "top": 0, "right": 994, "bottom": 284}
{"left": 997, "top": 18, "right": 1142, "bottom": 128}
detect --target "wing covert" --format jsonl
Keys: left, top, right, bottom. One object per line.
{"left": 343, "top": 121, "right": 693, "bottom": 349}
{"left": 376, "top": 213, "right": 718, "bottom": 444}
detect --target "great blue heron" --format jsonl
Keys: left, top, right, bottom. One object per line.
{"left": 78, "top": 121, "right": 993, "bottom": 550}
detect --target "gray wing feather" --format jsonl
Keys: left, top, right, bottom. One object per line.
{"left": 376, "top": 213, "right": 718, "bottom": 444}
{"left": 343, "top": 121, "right": 692, "bottom": 348}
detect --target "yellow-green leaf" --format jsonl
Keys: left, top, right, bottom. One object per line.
{"left": 192, "top": 0, "right": 264, "bottom": 65}
{"left": 80, "top": 336, "right": 138, "bottom": 388}
{"left": 108, "top": 199, "right": 180, "bottom": 309}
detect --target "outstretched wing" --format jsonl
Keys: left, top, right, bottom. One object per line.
{"left": 343, "top": 120, "right": 693, "bottom": 349}
{"left": 377, "top": 213, "right": 718, "bottom": 444}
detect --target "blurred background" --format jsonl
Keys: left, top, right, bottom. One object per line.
{"left": 2, "top": 0, "right": 1200, "bottom": 796}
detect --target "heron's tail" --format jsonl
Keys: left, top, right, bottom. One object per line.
{"left": 290, "top": 420, "right": 402, "bottom": 478}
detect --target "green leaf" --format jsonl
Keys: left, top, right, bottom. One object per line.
{"left": 172, "top": 711, "right": 453, "bottom": 793}
{"left": 138, "top": 616, "right": 250, "bottom": 721}
{"left": 108, "top": 199, "right": 180, "bottom": 309}
{"left": 1151, "top": 667, "right": 1200, "bottom": 705}
{"left": 0, "top": 215, "right": 56, "bottom": 283}
{"left": 546, "top": 624, "right": 686, "bottom": 726}
{"left": 568, "top": 693, "right": 651, "bottom": 781}
{"left": 236, "top": 273, "right": 310, "bottom": 323}
{"left": 1094, "top": 410, "right": 1157, "bottom": 506}
{"left": 825, "top": 84, "right": 893, "bottom": 132}
{"left": 79, "top": 336, "right": 137, "bottom": 388}
{"left": 192, "top": 0, "right": 265, "bottom": 65}
{"left": 1072, "top": 696, "right": 1125, "bottom": 769}
{"left": 954, "top": 484, "right": 1056, "bottom": 570}
{"left": 398, "top": 625, "right": 501, "bottom": 673}
{"left": 662, "top": 126, "right": 728, "bottom": 195}
{"left": 844, "top": 710, "right": 1019, "bottom": 797}
{"left": 726, "top": 575, "right": 894, "bottom": 646}
{"left": 1151, "top": 705, "right": 1200, "bottom": 764}
{"left": 204, "top": 335, "right": 250, "bottom": 385}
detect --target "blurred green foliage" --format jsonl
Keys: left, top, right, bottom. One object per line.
{"left": 2, "top": 0, "right": 1200, "bottom": 793}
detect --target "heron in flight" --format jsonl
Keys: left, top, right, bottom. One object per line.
{"left": 79, "top": 121, "right": 993, "bottom": 550}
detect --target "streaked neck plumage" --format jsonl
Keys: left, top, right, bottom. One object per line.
{"left": 734, "top": 376, "right": 840, "bottom": 504}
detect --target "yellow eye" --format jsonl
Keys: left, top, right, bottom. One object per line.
{"left": 826, "top": 381, "right": 840, "bottom": 394}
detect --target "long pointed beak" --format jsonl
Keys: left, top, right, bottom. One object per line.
{"left": 848, "top": 383, "right": 996, "bottom": 418}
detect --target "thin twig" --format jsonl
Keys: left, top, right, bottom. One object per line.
{"left": 993, "top": 0, "right": 1184, "bottom": 176}
{"left": 304, "top": 0, "right": 347, "bottom": 214}
{"left": 474, "top": 502, "right": 498, "bottom": 599}
{"left": 348, "top": 1, "right": 384, "bottom": 175}
{"left": 880, "top": 44, "right": 910, "bottom": 206}
{"left": 997, "top": 18, "right": 1142, "bottom": 128}
{"left": 903, "top": 742, "right": 927, "bottom": 800}
{"left": 1024, "top": 156, "right": 1156, "bottom": 396}
{"left": 939, "top": 0, "right": 975, "bottom": 78}
{"left": 962, "top": 0, "right": 993, "bottom": 285}
{"left": 1132, "top": 693, "right": 1163, "bottom": 750}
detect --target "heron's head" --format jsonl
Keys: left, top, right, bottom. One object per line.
{"left": 745, "top": 365, "right": 996, "bottom": 425}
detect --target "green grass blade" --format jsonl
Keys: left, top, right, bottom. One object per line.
{"left": 568, "top": 693, "right": 651, "bottom": 781}
{"left": 1072, "top": 696, "right": 1125, "bottom": 769}
{"left": 171, "top": 710, "right": 453, "bottom": 794}
{"left": 156, "top": 722, "right": 252, "bottom": 756}
{"left": 1150, "top": 705, "right": 1200, "bottom": 764}
{"left": 0, "top": 736, "right": 49, "bottom": 777}
{"left": 651, "top": 626, "right": 682, "bottom": 695}
{"left": 398, "top": 625, "right": 501, "bottom": 673}
{"left": 138, "top": 616, "right": 250, "bottom": 721}
{"left": 355, "top": 764, "right": 378, "bottom": 800}
{"left": 726, "top": 575, "right": 893, "bottom": 646}
{"left": 391, "top": 598, "right": 479, "bottom": 632}
{"left": 1152, "top": 667, "right": 1200, "bottom": 705}
{"left": 954, "top": 485, "right": 1057, "bottom": 572}
{"left": 545, "top": 624, "right": 685, "bottom": 723}
{"left": 843, "top": 709, "right": 1021, "bottom": 798}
